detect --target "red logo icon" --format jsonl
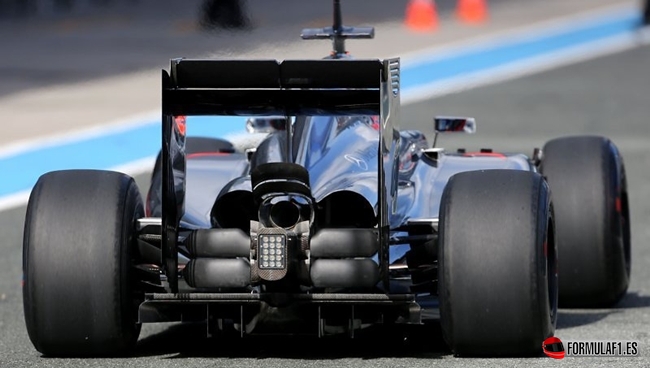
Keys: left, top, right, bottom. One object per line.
{"left": 543, "top": 336, "right": 565, "bottom": 359}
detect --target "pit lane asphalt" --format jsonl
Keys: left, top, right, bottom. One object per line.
{"left": 2, "top": 0, "right": 530, "bottom": 98}
{"left": 1, "top": 45, "right": 649, "bottom": 368}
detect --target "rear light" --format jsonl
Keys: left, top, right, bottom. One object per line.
{"left": 258, "top": 234, "right": 287, "bottom": 270}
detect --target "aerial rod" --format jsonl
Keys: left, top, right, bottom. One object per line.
{"left": 332, "top": 0, "right": 346, "bottom": 56}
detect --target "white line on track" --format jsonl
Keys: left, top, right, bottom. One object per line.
{"left": 0, "top": 156, "right": 158, "bottom": 212}
{"left": 0, "top": 111, "right": 160, "bottom": 160}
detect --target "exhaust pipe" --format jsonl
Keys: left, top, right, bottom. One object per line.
{"left": 269, "top": 200, "right": 301, "bottom": 228}
{"left": 251, "top": 163, "right": 314, "bottom": 230}
{"left": 259, "top": 194, "right": 313, "bottom": 229}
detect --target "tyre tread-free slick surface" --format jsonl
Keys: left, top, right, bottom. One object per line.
{"left": 23, "top": 170, "right": 144, "bottom": 356}
{"left": 438, "top": 169, "right": 557, "bottom": 356}
{"left": 541, "top": 135, "right": 630, "bottom": 307}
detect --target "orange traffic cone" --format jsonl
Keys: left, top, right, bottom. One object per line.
{"left": 456, "top": 0, "right": 488, "bottom": 24}
{"left": 405, "top": 0, "right": 438, "bottom": 32}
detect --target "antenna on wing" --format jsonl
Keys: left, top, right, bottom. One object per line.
{"left": 300, "top": 0, "right": 375, "bottom": 59}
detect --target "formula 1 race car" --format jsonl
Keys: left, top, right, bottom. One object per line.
{"left": 22, "top": 0, "right": 631, "bottom": 358}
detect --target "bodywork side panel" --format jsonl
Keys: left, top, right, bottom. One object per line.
{"left": 404, "top": 153, "right": 534, "bottom": 222}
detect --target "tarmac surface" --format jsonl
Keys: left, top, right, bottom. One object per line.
{"left": 0, "top": 0, "right": 648, "bottom": 367}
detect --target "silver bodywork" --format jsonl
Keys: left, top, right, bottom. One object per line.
{"left": 172, "top": 122, "right": 535, "bottom": 273}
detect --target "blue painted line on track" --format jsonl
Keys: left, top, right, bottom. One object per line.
{"left": 0, "top": 9, "right": 641, "bottom": 198}
{"left": 1, "top": 117, "right": 244, "bottom": 196}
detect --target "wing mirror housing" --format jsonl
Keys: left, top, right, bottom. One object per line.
{"left": 434, "top": 116, "right": 477, "bottom": 133}
{"left": 432, "top": 116, "right": 477, "bottom": 148}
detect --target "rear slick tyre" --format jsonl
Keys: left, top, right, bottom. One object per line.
{"left": 438, "top": 169, "right": 557, "bottom": 356}
{"left": 23, "top": 170, "right": 144, "bottom": 357}
{"left": 541, "top": 135, "right": 630, "bottom": 307}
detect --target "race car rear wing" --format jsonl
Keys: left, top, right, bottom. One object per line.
{"left": 160, "top": 58, "right": 400, "bottom": 292}
{"left": 162, "top": 58, "right": 393, "bottom": 116}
